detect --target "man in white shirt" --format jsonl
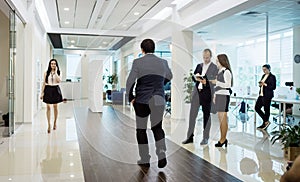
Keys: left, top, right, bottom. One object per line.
{"left": 182, "top": 49, "right": 218, "bottom": 145}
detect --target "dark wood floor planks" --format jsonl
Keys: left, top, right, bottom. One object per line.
{"left": 74, "top": 106, "right": 242, "bottom": 182}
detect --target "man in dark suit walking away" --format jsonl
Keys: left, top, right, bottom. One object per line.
{"left": 126, "top": 39, "right": 173, "bottom": 168}
{"left": 255, "top": 64, "right": 276, "bottom": 130}
{"left": 182, "top": 49, "right": 218, "bottom": 145}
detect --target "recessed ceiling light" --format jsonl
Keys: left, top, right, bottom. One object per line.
{"left": 70, "top": 40, "right": 75, "bottom": 43}
{"left": 64, "top": 21, "right": 70, "bottom": 24}
{"left": 70, "top": 174, "right": 75, "bottom": 178}
{"left": 64, "top": 8, "right": 69, "bottom": 11}
{"left": 103, "top": 41, "right": 108, "bottom": 45}
{"left": 133, "top": 12, "right": 140, "bottom": 16}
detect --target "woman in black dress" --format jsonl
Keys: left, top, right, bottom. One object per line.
{"left": 40, "top": 59, "right": 63, "bottom": 133}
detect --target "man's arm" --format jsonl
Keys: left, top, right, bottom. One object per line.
{"left": 164, "top": 60, "right": 173, "bottom": 84}
{"left": 126, "top": 61, "right": 138, "bottom": 102}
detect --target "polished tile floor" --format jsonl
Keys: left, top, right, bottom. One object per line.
{"left": 0, "top": 100, "right": 295, "bottom": 181}
{"left": 0, "top": 102, "right": 84, "bottom": 181}
{"left": 112, "top": 102, "right": 293, "bottom": 182}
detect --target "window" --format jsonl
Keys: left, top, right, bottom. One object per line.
{"left": 236, "top": 29, "right": 293, "bottom": 88}
{"left": 66, "top": 55, "right": 81, "bottom": 82}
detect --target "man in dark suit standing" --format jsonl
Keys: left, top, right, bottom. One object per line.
{"left": 126, "top": 39, "right": 172, "bottom": 168}
{"left": 255, "top": 64, "right": 276, "bottom": 130}
{"left": 182, "top": 49, "right": 218, "bottom": 145}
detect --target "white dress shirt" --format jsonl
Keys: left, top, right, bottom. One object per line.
{"left": 197, "top": 62, "right": 212, "bottom": 90}
{"left": 215, "top": 67, "right": 232, "bottom": 95}
{"left": 259, "top": 74, "right": 269, "bottom": 96}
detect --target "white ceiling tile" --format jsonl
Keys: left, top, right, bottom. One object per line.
{"left": 74, "top": 0, "right": 96, "bottom": 28}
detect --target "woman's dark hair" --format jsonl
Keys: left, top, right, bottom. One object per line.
{"left": 262, "top": 64, "right": 271, "bottom": 71}
{"left": 45, "top": 59, "right": 60, "bottom": 83}
{"left": 217, "top": 54, "right": 233, "bottom": 86}
{"left": 140, "top": 39, "right": 155, "bottom": 53}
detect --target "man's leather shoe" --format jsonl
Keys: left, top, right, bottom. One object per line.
{"left": 137, "top": 159, "right": 150, "bottom": 168}
{"left": 182, "top": 137, "right": 193, "bottom": 144}
{"left": 200, "top": 138, "right": 208, "bottom": 145}
{"left": 158, "top": 158, "right": 167, "bottom": 168}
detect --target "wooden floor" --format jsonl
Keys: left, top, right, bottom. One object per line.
{"left": 74, "top": 106, "right": 241, "bottom": 182}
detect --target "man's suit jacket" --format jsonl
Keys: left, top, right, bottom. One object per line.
{"left": 259, "top": 73, "right": 276, "bottom": 99}
{"left": 126, "top": 54, "right": 173, "bottom": 104}
{"left": 193, "top": 63, "right": 218, "bottom": 103}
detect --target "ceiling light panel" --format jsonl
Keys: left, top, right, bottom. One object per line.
{"left": 74, "top": 0, "right": 97, "bottom": 28}
{"left": 118, "top": 0, "right": 160, "bottom": 30}
{"left": 103, "top": 0, "right": 140, "bottom": 30}
{"left": 57, "top": 0, "right": 76, "bottom": 28}
{"left": 93, "top": 0, "right": 110, "bottom": 28}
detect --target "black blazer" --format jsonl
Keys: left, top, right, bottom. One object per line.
{"left": 259, "top": 73, "right": 276, "bottom": 99}
{"left": 193, "top": 63, "right": 218, "bottom": 103}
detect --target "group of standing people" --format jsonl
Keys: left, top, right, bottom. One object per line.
{"left": 181, "top": 49, "right": 232, "bottom": 147}
{"left": 39, "top": 38, "right": 276, "bottom": 170}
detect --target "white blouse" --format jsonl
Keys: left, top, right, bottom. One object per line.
{"left": 45, "top": 72, "right": 61, "bottom": 85}
{"left": 215, "top": 67, "right": 232, "bottom": 95}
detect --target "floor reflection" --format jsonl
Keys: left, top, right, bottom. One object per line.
{"left": 40, "top": 133, "right": 62, "bottom": 177}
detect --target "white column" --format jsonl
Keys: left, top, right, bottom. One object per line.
{"left": 293, "top": 26, "right": 300, "bottom": 116}
{"left": 171, "top": 6, "right": 193, "bottom": 120}
{"left": 23, "top": 23, "right": 34, "bottom": 123}
{"left": 119, "top": 51, "right": 127, "bottom": 89}
{"left": 88, "top": 60, "right": 103, "bottom": 112}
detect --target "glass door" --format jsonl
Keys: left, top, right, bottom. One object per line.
{"left": 7, "top": 10, "right": 16, "bottom": 136}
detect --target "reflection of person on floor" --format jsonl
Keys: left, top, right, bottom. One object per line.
{"left": 255, "top": 130, "right": 277, "bottom": 181}
{"left": 126, "top": 39, "right": 172, "bottom": 169}
{"left": 280, "top": 155, "right": 300, "bottom": 182}
{"left": 218, "top": 148, "right": 228, "bottom": 171}
{"left": 41, "top": 135, "right": 62, "bottom": 176}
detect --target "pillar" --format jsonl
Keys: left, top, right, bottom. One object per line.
{"left": 171, "top": 5, "right": 193, "bottom": 120}
{"left": 293, "top": 26, "right": 300, "bottom": 116}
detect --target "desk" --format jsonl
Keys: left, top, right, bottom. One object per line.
{"left": 232, "top": 95, "right": 300, "bottom": 124}
{"left": 272, "top": 98, "right": 300, "bottom": 124}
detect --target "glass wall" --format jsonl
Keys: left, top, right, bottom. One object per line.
{"left": 236, "top": 29, "right": 293, "bottom": 94}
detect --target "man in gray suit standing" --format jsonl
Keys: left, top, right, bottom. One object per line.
{"left": 126, "top": 39, "right": 172, "bottom": 168}
{"left": 182, "top": 49, "right": 218, "bottom": 145}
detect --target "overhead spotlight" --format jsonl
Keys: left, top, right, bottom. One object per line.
{"left": 70, "top": 40, "right": 75, "bottom": 43}
{"left": 64, "top": 8, "right": 69, "bottom": 11}
{"left": 134, "top": 12, "right": 140, "bottom": 16}
{"left": 64, "top": 21, "right": 70, "bottom": 24}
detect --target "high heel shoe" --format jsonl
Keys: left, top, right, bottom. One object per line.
{"left": 215, "top": 139, "right": 228, "bottom": 147}
{"left": 47, "top": 126, "right": 51, "bottom": 134}
{"left": 53, "top": 124, "right": 56, "bottom": 130}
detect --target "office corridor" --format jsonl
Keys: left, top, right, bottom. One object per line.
{"left": 0, "top": 100, "right": 287, "bottom": 181}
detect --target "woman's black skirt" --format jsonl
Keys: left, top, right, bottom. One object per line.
{"left": 43, "top": 85, "right": 63, "bottom": 104}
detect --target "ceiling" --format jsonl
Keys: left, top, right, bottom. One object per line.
{"left": 196, "top": 0, "right": 300, "bottom": 44}
{"left": 43, "top": 0, "right": 172, "bottom": 50}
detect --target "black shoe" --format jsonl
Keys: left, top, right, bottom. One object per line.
{"left": 137, "top": 159, "right": 150, "bottom": 168}
{"left": 257, "top": 123, "right": 265, "bottom": 130}
{"left": 262, "top": 121, "right": 270, "bottom": 130}
{"left": 182, "top": 137, "right": 193, "bottom": 144}
{"left": 215, "top": 139, "right": 228, "bottom": 147}
{"left": 158, "top": 158, "right": 167, "bottom": 168}
{"left": 200, "top": 138, "right": 208, "bottom": 145}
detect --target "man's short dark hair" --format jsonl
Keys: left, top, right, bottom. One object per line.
{"left": 263, "top": 64, "right": 271, "bottom": 70}
{"left": 203, "top": 48, "right": 212, "bottom": 57}
{"left": 141, "top": 39, "right": 155, "bottom": 53}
